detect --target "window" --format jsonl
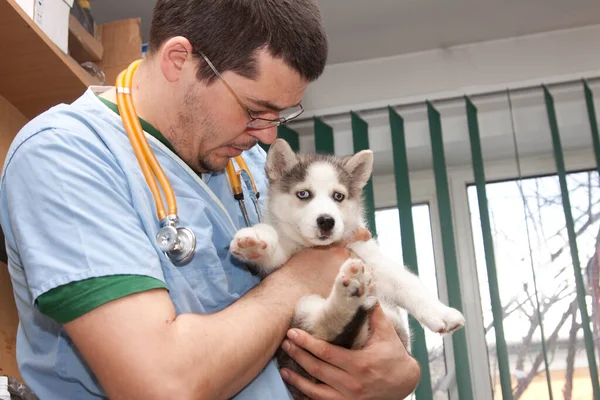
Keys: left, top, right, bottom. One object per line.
{"left": 468, "top": 171, "right": 600, "bottom": 399}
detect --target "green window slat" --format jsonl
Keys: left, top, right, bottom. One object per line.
{"left": 260, "top": 126, "right": 300, "bottom": 153}
{"left": 279, "top": 126, "right": 300, "bottom": 152}
{"left": 584, "top": 81, "right": 600, "bottom": 177}
{"left": 314, "top": 117, "right": 335, "bottom": 154}
{"left": 544, "top": 86, "right": 600, "bottom": 400}
{"left": 388, "top": 107, "right": 434, "bottom": 400}
{"left": 465, "top": 97, "right": 513, "bottom": 400}
{"left": 351, "top": 112, "right": 377, "bottom": 238}
{"left": 427, "top": 101, "right": 474, "bottom": 400}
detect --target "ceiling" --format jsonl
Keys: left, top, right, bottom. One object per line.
{"left": 89, "top": 0, "right": 600, "bottom": 65}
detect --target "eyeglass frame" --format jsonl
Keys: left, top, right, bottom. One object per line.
{"left": 196, "top": 51, "right": 304, "bottom": 129}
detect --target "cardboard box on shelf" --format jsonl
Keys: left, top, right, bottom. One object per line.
{"left": 14, "top": 0, "right": 75, "bottom": 54}
{"left": 97, "top": 18, "right": 143, "bottom": 85}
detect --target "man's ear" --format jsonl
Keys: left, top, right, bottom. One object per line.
{"left": 159, "top": 36, "right": 193, "bottom": 82}
{"left": 266, "top": 139, "right": 299, "bottom": 180}
{"left": 344, "top": 150, "right": 373, "bottom": 189}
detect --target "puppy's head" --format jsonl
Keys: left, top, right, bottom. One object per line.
{"left": 265, "top": 139, "right": 373, "bottom": 247}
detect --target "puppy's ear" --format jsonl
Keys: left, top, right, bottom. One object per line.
{"left": 266, "top": 139, "right": 299, "bottom": 180}
{"left": 344, "top": 150, "right": 373, "bottom": 189}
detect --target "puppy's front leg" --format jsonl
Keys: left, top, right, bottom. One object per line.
{"left": 349, "top": 240, "right": 465, "bottom": 334}
{"left": 293, "top": 258, "right": 377, "bottom": 349}
{"left": 230, "top": 223, "right": 291, "bottom": 274}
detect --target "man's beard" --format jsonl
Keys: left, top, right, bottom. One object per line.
{"left": 172, "top": 87, "right": 223, "bottom": 173}
{"left": 197, "top": 151, "right": 230, "bottom": 172}
{"left": 197, "top": 137, "right": 259, "bottom": 172}
{"left": 173, "top": 87, "right": 258, "bottom": 173}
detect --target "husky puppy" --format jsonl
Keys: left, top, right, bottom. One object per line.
{"left": 230, "top": 139, "right": 465, "bottom": 398}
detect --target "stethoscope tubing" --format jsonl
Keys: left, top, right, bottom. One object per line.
{"left": 116, "top": 60, "right": 176, "bottom": 221}
{"left": 115, "top": 59, "right": 263, "bottom": 265}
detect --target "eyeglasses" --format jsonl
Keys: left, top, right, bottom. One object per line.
{"left": 197, "top": 51, "right": 304, "bottom": 129}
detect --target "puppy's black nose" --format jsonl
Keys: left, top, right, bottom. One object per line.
{"left": 317, "top": 215, "right": 335, "bottom": 232}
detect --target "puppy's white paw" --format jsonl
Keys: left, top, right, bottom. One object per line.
{"left": 335, "top": 258, "right": 377, "bottom": 309}
{"left": 419, "top": 306, "right": 465, "bottom": 334}
{"left": 230, "top": 227, "right": 275, "bottom": 263}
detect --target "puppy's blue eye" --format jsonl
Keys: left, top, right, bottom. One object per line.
{"left": 296, "top": 190, "right": 311, "bottom": 200}
{"left": 333, "top": 192, "right": 345, "bottom": 202}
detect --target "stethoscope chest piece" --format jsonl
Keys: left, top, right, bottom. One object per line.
{"left": 116, "top": 60, "right": 260, "bottom": 268}
{"left": 156, "top": 216, "right": 196, "bottom": 266}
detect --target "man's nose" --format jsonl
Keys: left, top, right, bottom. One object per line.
{"left": 247, "top": 125, "right": 278, "bottom": 145}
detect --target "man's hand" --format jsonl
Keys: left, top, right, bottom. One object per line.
{"left": 279, "top": 302, "right": 421, "bottom": 400}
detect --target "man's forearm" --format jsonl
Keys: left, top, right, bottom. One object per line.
{"left": 166, "top": 269, "right": 306, "bottom": 399}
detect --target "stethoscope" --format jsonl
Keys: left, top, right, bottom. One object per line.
{"left": 116, "top": 60, "right": 263, "bottom": 265}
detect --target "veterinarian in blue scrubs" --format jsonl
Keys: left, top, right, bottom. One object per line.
{"left": 0, "top": 1, "right": 420, "bottom": 399}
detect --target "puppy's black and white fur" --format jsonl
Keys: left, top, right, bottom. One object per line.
{"left": 230, "top": 139, "right": 465, "bottom": 399}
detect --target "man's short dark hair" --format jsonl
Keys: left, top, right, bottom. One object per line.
{"left": 148, "top": 0, "right": 328, "bottom": 83}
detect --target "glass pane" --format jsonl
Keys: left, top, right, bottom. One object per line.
{"left": 468, "top": 170, "right": 600, "bottom": 400}
{"left": 376, "top": 204, "right": 450, "bottom": 400}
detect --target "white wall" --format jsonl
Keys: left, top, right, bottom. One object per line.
{"left": 297, "top": 24, "right": 600, "bottom": 118}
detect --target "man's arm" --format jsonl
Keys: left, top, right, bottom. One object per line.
{"left": 64, "top": 245, "right": 352, "bottom": 400}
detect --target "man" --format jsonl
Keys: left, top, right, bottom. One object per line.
{"left": 0, "top": 1, "right": 420, "bottom": 399}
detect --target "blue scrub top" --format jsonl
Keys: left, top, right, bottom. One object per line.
{"left": 0, "top": 87, "right": 293, "bottom": 399}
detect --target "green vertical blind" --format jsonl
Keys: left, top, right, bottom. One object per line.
{"left": 583, "top": 81, "right": 600, "bottom": 400}
{"left": 584, "top": 81, "right": 600, "bottom": 176}
{"left": 314, "top": 117, "right": 335, "bottom": 154}
{"left": 270, "top": 125, "right": 300, "bottom": 152}
{"left": 260, "top": 125, "right": 300, "bottom": 153}
{"left": 427, "top": 101, "right": 474, "bottom": 400}
{"left": 388, "top": 107, "right": 433, "bottom": 400}
{"left": 351, "top": 112, "right": 377, "bottom": 237}
{"left": 279, "top": 125, "right": 300, "bottom": 152}
{"left": 466, "top": 97, "right": 513, "bottom": 400}
{"left": 544, "top": 86, "right": 600, "bottom": 399}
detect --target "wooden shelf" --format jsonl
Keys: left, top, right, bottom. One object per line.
{"left": 68, "top": 14, "right": 104, "bottom": 63}
{"left": 0, "top": 0, "right": 102, "bottom": 119}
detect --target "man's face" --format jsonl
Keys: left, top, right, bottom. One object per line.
{"left": 172, "top": 49, "right": 309, "bottom": 173}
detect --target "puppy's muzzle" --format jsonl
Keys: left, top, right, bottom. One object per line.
{"left": 317, "top": 215, "right": 335, "bottom": 238}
